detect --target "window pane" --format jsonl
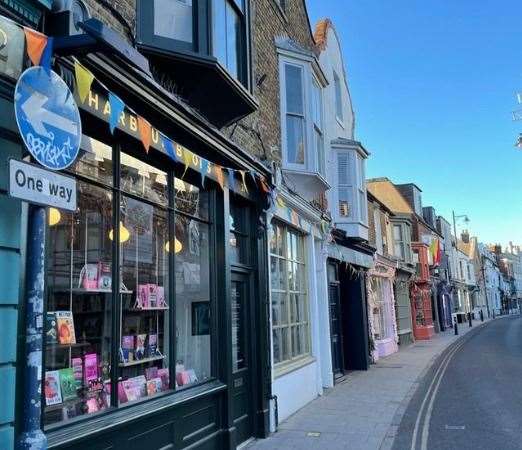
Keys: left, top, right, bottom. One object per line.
{"left": 119, "top": 197, "right": 170, "bottom": 404}
{"left": 175, "top": 178, "right": 209, "bottom": 221}
{"left": 272, "top": 329, "right": 281, "bottom": 364}
{"left": 226, "top": 1, "right": 241, "bottom": 79}
{"left": 231, "top": 280, "right": 246, "bottom": 372}
{"left": 286, "top": 115, "right": 305, "bottom": 165}
{"left": 334, "top": 71, "right": 343, "bottom": 119}
{"left": 315, "top": 129, "right": 325, "bottom": 176}
{"left": 154, "top": 0, "right": 193, "bottom": 44}
{"left": 175, "top": 215, "right": 211, "bottom": 388}
{"left": 68, "top": 136, "right": 113, "bottom": 186}
{"left": 393, "top": 225, "right": 402, "bottom": 241}
{"left": 312, "top": 79, "right": 322, "bottom": 129}
{"left": 44, "top": 182, "right": 113, "bottom": 425}
{"left": 121, "top": 153, "right": 168, "bottom": 207}
{"left": 285, "top": 64, "right": 304, "bottom": 114}
{"left": 213, "top": 0, "right": 243, "bottom": 81}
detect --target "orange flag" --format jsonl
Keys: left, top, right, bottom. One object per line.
{"left": 137, "top": 116, "right": 152, "bottom": 153}
{"left": 24, "top": 27, "right": 47, "bottom": 66}
{"left": 215, "top": 166, "right": 225, "bottom": 190}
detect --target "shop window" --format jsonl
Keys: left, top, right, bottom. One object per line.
{"left": 270, "top": 221, "right": 309, "bottom": 371}
{"left": 43, "top": 137, "right": 213, "bottom": 426}
{"left": 370, "top": 277, "right": 393, "bottom": 341}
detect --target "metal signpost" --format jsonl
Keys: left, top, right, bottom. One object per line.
{"left": 13, "top": 66, "right": 81, "bottom": 450}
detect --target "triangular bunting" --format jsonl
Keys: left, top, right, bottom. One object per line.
{"left": 23, "top": 27, "right": 47, "bottom": 66}
{"left": 201, "top": 159, "right": 209, "bottom": 188}
{"left": 162, "top": 135, "right": 177, "bottom": 163}
{"left": 182, "top": 149, "right": 192, "bottom": 179}
{"left": 74, "top": 61, "right": 94, "bottom": 104}
{"left": 239, "top": 170, "right": 248, "bottom": 193}
{"left": 226, "top": 168, "right": 235, "bottom": 191}
{"left": 215, "top": 166, "right": 225, "bottom": 191}
{"left": 40, "top": 37, "right": 53, "bottom": 73}
{"left": 108, "top": 92, "right": 125, "bottom": 134}
{"left": 137, "top": 116, "right": 152, "bottom": 153}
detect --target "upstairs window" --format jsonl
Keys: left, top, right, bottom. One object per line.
{"left": 357, "top": 156, "right": 367, "bottom": 224}
{"left": 337, "top": 152, "right": 351, "bottom": 218}
{"left": 334, "top": 71, "right": 343, "bottom": 121}
{"left": 311, "top": 77, "right": 325, "bottom": 176}
{"left": 284, "top": 63, "right": 306, "bottom": 166}
{"left": 154, "top": 0, "right": 193, "bottom": 45}
{"left": 393, "top": 225, "right": 404, "bottom": 259}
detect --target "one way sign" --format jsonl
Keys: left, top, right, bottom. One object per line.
{"left": 14, "top": 66, "right": 82, "bottom": 170}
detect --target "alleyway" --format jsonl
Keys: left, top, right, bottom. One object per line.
{"left": 247, "top": 318, "right": 499, "bottom": 450}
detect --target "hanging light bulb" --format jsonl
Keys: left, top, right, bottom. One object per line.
{"left": 165, "top": 237, "right": 182, "bottom": 253}
{"left": 48, "top": 207, "right": 61, "bottom": 226}
{"left": 109, "top": 221, "right": 130, "bottom": 243}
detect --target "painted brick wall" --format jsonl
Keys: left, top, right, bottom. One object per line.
{"left": 0, "top": 96, "right": 23, "bottom": 450}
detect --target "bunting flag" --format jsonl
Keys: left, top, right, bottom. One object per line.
{"left": 226, "top": 168, "right": 235, "bottom": 191}
{"left": 182, "top": 149, "right": 192, "bottom": 179}
{"left": 162, "top": 135, "right": 177, "bottom": 163}
{"left": 108, "top": 92, "right": 125, "bottom": 134}
{"left": 276, "top": 196, "right": 285, "bottom": 208}
{"left": 239, "top": 170, "right": 248, "bottom": 193}
{"left": 74, "top": 61, "right": 95, "bottom": 104}
{"left": 23, "top": 27, "right": 47, "bottom": 66}
{"left": 200, "top": 159, "right": 209, "bottom": 188}
{"left": 137, "top": 116, "right": 152, "bottom": 153}
{"left": 258, "top": 176, "right": 271, "bottom": 194}
{"left": 40, "top": 36, "right": 53, "bottom": 73}
{"left": 215, "top": 166, "right": 225, "bottom": 191}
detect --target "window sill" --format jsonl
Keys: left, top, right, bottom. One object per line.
{"left": 46, "top": 380, "right": 227, "bottom": 448}
{"left": 274, "top": 355, "right": 316, "bottom": 379}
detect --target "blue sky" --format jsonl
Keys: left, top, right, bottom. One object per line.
{"left": 306, "top": 1, "right": 522, "bottom": 247}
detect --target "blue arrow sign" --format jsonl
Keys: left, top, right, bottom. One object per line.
{"left": 14, "top": 66, "right": 81, "bottom": 170}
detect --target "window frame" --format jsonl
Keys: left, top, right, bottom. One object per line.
{"left": 269, "top": 221, "right": 311, "bottom": 375}
{"left": 42, "top": 135, "right": 218, "bottom": 430}
{"left": 333, "top": 70, "right": 343, "bottom": 122}
{"left": 279, "top": 55, "right": 326, "bottom": 174}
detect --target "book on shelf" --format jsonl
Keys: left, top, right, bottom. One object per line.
{"left": 59, "top": 368, "right": 77, "bottom": 401}
{"left": 46, "top": 312, "right": 58, "bottom": 344}
{"left": 121, "top": 335, "right": 135, "bottom": 363}
{"left": 55, "top": 311, "right": 76, "bottom": 344}
{"left": 146, "top": 378, "right": 162, "bottom": 396}
{"left": 72, "top": 358, "right": 83, "bottom": 388}
{"left": 147, "top": 334, "right": 158, "bottom": 357}
{"left": 157, "top": 369, "right": 170, "bottom": 391}
{"left": 84, "top": 353, "right": 98, "bottom": 384}
{"left": 45, "top": 371, "right": 62, "bottom": 406}
{"left": 144, "top": 366, "right": 158, "bottom": 381}
{"left": 135, "top": 334, "right": 146, "bottom": 360}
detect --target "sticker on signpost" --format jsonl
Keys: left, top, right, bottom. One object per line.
{"left": 14, "top": 66, "right": 81, "bottom": 170}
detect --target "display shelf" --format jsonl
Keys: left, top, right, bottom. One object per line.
{"left": 119, "top": 355, "right": 165, "bottom": 367}
{"left": 46, "top": 342, "right": 91, "bottom": 350}
{"left": 126, "top": 306, "right": 170, "bottom": 312}
{"left": 54, "top": 288, "right": 133, "bottom": 295}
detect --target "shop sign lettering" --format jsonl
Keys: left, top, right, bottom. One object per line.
{"left": 9, "top": 159, "right": 77, "bottom": 211}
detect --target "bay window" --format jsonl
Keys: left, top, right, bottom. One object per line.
{"left": 284, "top": 63, "right": 306, "bottom": 166}
{"left": 270, "top": 221, "right": 310, "bottom": 371}
{"left": 393, "top": 223, "right": 411, "bottom": 262}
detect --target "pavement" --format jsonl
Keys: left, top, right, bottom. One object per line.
{"left": 247, "top": 316, "right": 497, "bottom": 450}
{"left": 393, "top": 314, "right": 522, "bottom": 450}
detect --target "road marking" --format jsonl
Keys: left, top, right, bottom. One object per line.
{"left": 410, "top": 338, "right": 467, "bottom": 450}
{"left": 445, "top": 425, "right": 466, "bottom": 430}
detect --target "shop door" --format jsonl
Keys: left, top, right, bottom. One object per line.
{"left": 329, "top": 281, "right": 344, "bottom": 378}
{"left": 230, "top": 272, "right": 254, "bottom": 445}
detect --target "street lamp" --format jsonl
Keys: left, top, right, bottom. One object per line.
{"left": 453, "top": 211, "right": 473, "bottom": 327}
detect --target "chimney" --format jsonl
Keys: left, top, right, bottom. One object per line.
{"left": 461, "top": 230, "right": 470, "bottom": 244}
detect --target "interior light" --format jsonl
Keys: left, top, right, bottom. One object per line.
{"left": 48, "top": 207, "right": 61, "bottom": 226}
{"left": 165, "top": 237, "right": 182, "bottom": 254}
{"left": 109, "top": 221, "right": 130, "bottom": 243}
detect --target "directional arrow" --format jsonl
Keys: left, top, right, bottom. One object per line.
{"left": 21, "top": 90, "right": 78, "bottom": 136}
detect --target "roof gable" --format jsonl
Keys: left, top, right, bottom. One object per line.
{"left": 367, "top": 179, "right": 414, "bottom": 214}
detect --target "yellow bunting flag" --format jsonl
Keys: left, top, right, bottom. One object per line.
{"left": 137, "top": 116, "right": 152, "bottom": 153}
{"left": 239, "top": 170, "right": 248, "bottom": 193}
{"left": 74, "top": 61, "right": 95, "bottom": 104}
{"left": 276, "top": 196, "right": 286, "bottom": 208}
{"left": 23, "top": 27, "right": 47, "bottom": 66}
{"left": 182, "top": 148, "right": 192, "bottom": 179}
{"left": 215, "top": 166, "right": 225, "bottom": 191}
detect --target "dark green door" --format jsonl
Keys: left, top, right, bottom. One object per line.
{"left": 231, "top": 272, "right": 254, "bottom": 445}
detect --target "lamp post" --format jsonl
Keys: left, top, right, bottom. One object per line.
{"left": 452, "top": 211, "right": 472, "bottom": 327}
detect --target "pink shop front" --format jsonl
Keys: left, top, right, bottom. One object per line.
{"left": 367, "top": 257, "right": 399, "bottom": 361}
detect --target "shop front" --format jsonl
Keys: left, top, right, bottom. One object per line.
{"left": 367, "top": 257, "right": 398, "bottom": 361}
{"left": 1, "top": 14, "right": 271, "bottom": 450}
{"left": 411, "top": 243, "right": 434, "bottom": 340}
{"left": 394, "top": 268, "right": 415, "bottom": 346}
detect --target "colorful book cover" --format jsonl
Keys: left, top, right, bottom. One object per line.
{"left": 147, "top": 334, "right": 158, "bottom": 357}
{"left": 176, "top": 371, "right": 190, "bottom": 387}
{"left": 118, "top": 381, "right": 128, "bottom": 404}
{"left": 72, "top": 358, "right": 83, "bottom": 388}
{"left": 146, "top": 379, "right": 158, "bottom": 396}
{"left": 55, "top": 311, "right": 76, "bottom": 344}
{"left": 45, "top": 371, "right": 62, "bottom": 406}
{"left": 133, "top": 375, "right": 147, "bottom": 398}
{"left": 122, "top": 380, "right": 137, "bottom": 402}
{"left": 45, "top": 312, "right": 58, "bottom": 344}
{"left": 84, "top": 353, "right": 98, "bottom": 383}
{"left": 157, "top": 369, "right": 170, "bottom": 391}
{"left": 135, "top": 334, "right": 146, "bottom": 360}
{"left": 85, "top": 398, "right": 99, "bottom": 413}
{"left": 59, "top": 368, "right": 77, "bottom": 401}
{"left": 121, "top": 335, "right": 135, "bottom": 362}
{"left": 145, "top": 366, "right": 158, "bottom": 381}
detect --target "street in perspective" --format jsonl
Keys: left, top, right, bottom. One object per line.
{"left": 0, "top": 1, "right": 521, "bottom": 450}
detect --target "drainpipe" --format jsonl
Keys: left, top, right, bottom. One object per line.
{"left": 17, "top": 206, "right": 47, "bottom": 450}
